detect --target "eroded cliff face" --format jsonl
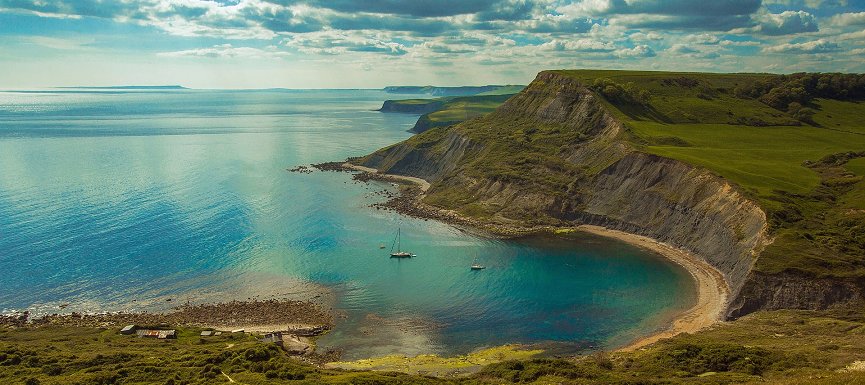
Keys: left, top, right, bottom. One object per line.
{"left": 727, "top": 272, "right": 864, "bottom": 318}
{"left": 568, "top": 152, "right": 768, "bottom": 301}
{"left": 358, "top": 71, "right": 771, "bottom": 316}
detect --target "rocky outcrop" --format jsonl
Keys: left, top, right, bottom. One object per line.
{"left": 727, "top": 271, "right": 865, "bottom": 319}
{"left": 360, "top": 70, "right": 772, "bottom": 315}
{"left": 489, "top": 71, "right": 622, "bottom": 138}
{"left": 362, "top": 129, "right": 483, "bottom": 183}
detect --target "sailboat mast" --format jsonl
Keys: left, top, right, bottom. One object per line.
{"left": 397, "top": 228, "right": 401, "bottom": 252}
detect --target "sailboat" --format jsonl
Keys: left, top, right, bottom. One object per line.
{"left": 389, "top": 228, "right": 415, "bottom": 258}
{"left": 470, "top": 256, "right": 485, "bottom": 270}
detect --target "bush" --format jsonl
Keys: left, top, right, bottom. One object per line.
{"left": 477, "top": 358, "right": 597, "bottom": 382}
{"left": 42, "top": 363, "right": 62, "bottom": 376}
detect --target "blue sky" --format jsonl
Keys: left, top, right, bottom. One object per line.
{"left": 0, "top": 0, "right": 863, "bottom": 88}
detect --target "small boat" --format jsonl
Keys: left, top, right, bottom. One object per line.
{"left": 471, "top": 264, "right": 486, "bottom": 270}
{"left": 389, "top": 228, "right": 415, "bottom": 258}
{"left": 379, "top": 245, "right": 386, "bottom": 249}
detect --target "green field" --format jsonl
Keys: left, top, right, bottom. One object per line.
{"left": 421, "top": 94, "right": 514, "bottom": 126}
{"left": 845, "top": 157, "right": 865, "bottom": 176}
{"left": 543, "top": 70, "right": 865, "bottom": 277}
{"left": 628, "top": 121, "right": 857, "bottom": 199}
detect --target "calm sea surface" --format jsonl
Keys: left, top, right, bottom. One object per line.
{"left": 0, "top": 89, "right": 694, "bottom": 359}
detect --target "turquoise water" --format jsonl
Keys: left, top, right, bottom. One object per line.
{"left": 0, "top": 89, "right": 694, "bottom": 359}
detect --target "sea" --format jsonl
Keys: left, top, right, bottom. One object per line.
{"left": 0, "top": 88, "right": 694, "bottom": 360}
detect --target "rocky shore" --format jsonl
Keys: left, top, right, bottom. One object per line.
{"left": 0, "top": 299, "right": 333, "bottom": 332}
{"left": 357, "top": 171, "right": 574, "bottom": 238}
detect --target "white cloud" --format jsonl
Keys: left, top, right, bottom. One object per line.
{"left": 762, "top": 39, "right": 841, "bottom": 54}
{"left": 669, "top": 44, "right": 698, "bottom": 54}
{"left": 719, "top": 39, "right": 761, "bottom": 46}
{"left": 753, "top": 10, "right": 819, "bottom": 36}
{"left": 762, "top": 0, "right": 848, "bottom": 7}
{"left": 540, "top": 38, "right": 616, "bottom": 52}
{"left": 629, "top": 31, "right": 665, "bottom": 41}
{"left": 615, "top": 44, "right": 656, "bottom": 58}
{"left": 284, "top": 31, "right": 408, "bottom": 56}
{"left": 829, "top": 12, "right": 865, "bottom": 27}
{"left": 684, "top": 33, "right": 721, "bottom": 44}
{"left": 157, "top": 43, "right": 290, "bottom": 58}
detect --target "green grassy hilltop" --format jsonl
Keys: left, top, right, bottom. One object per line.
{"left": 550, "top": 70, "right": 865, "bottom": 280}
{"left": 381, "top": 70, "right": 864, "bottom": 283}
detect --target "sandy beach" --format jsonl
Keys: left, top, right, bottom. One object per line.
{"left": 338, "top": 164, "right": 730, "bottom": 351}
{"left": 576, "top": 225, "right": 730, "bottom": 351}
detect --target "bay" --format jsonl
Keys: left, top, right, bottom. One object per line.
{"left": 0, "top": 89, "right": 694, "bottom": 360}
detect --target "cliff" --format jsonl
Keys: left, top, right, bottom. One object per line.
{"left": 361, "top": 70, "right": 865, "bottom": 318}
{"left": 727, "top": 271, "right": 864, "bottom": 318}
{"left": 359, "top": 71, "right": 770, "bottom": 310}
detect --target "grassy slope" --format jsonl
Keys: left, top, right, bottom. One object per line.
{"left": 549, "top": 70, "right": 865, "bottom": 278}
{"left": 415, "top": 94, "right": 517, "bottom": 132}
{"left": 5, "top": 310, "right": 865, "bottom": 384}
{"left": 387, "top": 98, "right": 439, "bottom": 106}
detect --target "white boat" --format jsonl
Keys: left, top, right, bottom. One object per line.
{"left": 389, "top": 228, "right": 415, "bottom": 258}
{"left": 471, "top": 264, "right": 486, "bottom": 270}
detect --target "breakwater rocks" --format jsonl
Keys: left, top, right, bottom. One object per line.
{"left": 1, "top": 299, "right": 333, "bottom": 332}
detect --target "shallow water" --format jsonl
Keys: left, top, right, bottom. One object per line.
{"left": 0, "top": 89, "right": 694, "bottom": 359}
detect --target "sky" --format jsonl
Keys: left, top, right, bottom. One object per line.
{"left": 0, "top": 0, "right": 863, "bottom": 89}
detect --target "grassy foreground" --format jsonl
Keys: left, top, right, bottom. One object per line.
{"left": 4, "top": 307, "right": 865, "bottom": 384}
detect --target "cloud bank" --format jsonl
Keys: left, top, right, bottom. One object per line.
{"left": 0, "top": 0, "right": 863, "bottom": 87}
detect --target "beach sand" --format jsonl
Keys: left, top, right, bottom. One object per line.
{"left": 340, "top": 165, "right": 730, "bottom": 351}
{"left": 576, "top": 225, "right": 729, "bottom": 351}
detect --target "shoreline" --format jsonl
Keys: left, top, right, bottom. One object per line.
{"left": 338, "top": 164, "right": 730, "bottom": 352}
{"left": 342, "top": 163, "right": 431, "bottom": 192}
{"left": 1, "top": 299, "right": 334, "bottom": 333}
{"left": 576, "top": 225, "right": 729, "bottom": 351}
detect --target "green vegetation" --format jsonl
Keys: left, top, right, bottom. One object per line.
{"left": 413, "top": 94, "right": 517, "bottom": 133}
{"left": 381, "top": 93, "right": 519, "bottom": 134}
{"left": 5, "top": 308, "right": 865, "bottom": 384}
{"left": 547, "top": 70, "right": 865, "bottom": 278}
{"left": 507, "top": 71, "right": 863, "bottom": 278}
{"left": 379, "top": 69, "right": 865, "bottom": 281}
{"left": 330, "top": 345, "right": 543, "bottom": 376}
{"left": 409, "top": 115, "right": 588, "bottom": 225}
